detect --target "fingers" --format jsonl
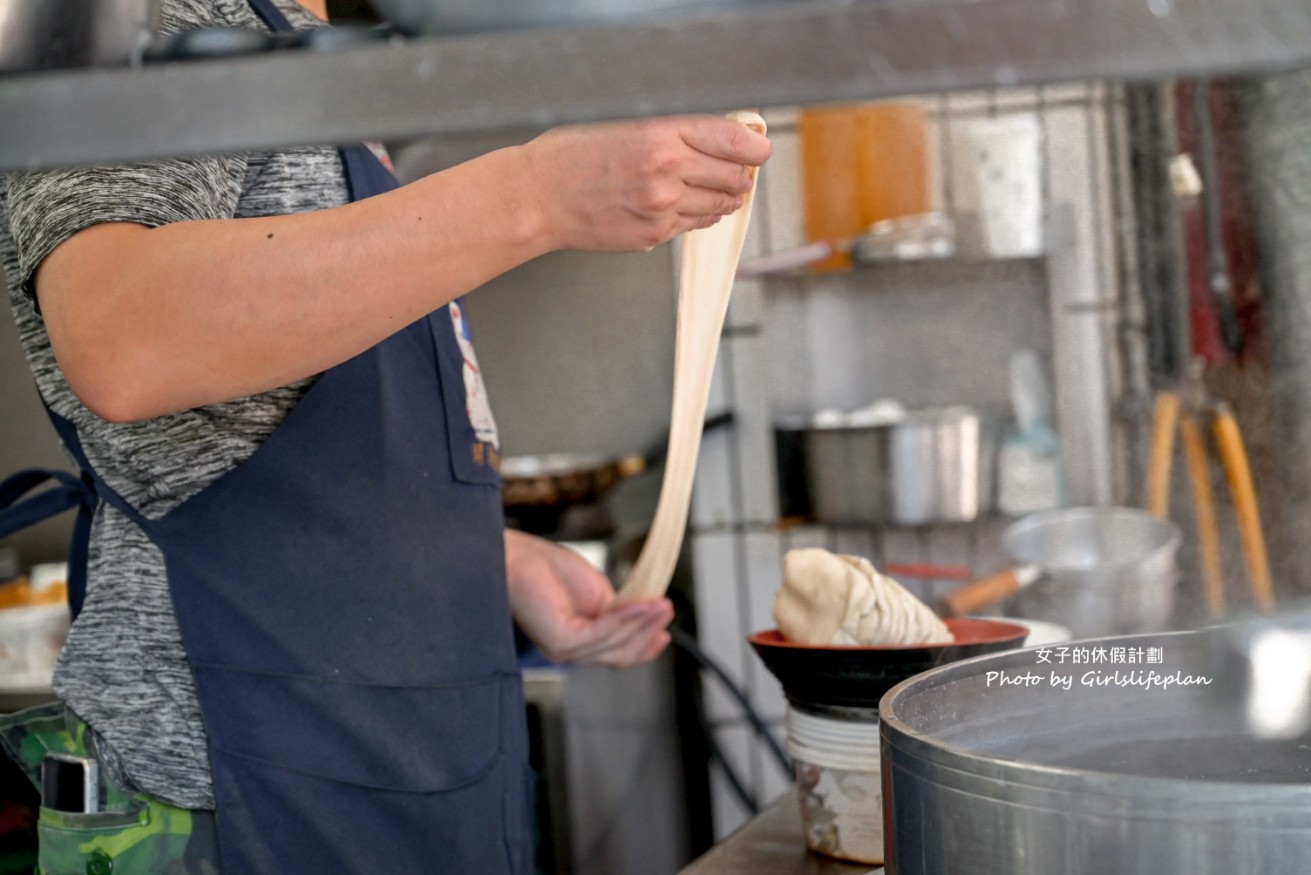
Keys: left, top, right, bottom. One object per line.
{"left": 603, "top": 623, "right": 672, "bottom": 669}
{"left": 681, "top": 156, "right": 756, "bottom": 199}
{"left": 531, "top": 599, "right": 665, "bottom": 663}
{"left": 552, "top": 599, "right": 675, "bottom": 668}
{"left": 675, "top": 185, "right": 744, "bottom": 222}
{"left": 525, "top": 113, "right": 770, "bottom": 254}
{"left": 575, "top": 610, "right": 673, "bottom": 669}
{"left": 679, "top": 115, "right": 773, "bottom": 168}
{"left": 593, "top": 599, "right": 674, "bottom": 668}
{"left": 563, "top": 621, "right": 653, "bottom": 666}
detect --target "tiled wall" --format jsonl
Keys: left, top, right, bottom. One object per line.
{"left": 688, "top": 85, "right": 1126, "bottom": 840}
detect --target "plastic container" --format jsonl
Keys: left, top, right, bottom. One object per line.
{"left": 997, "top": 350, "right": 1066, "bottom": 516}
{"left": 962, "top": 113, "right": 1045, "bottom": 257}
{"left": 799, "top": 101, "right": 934, "bottom": 271}
{"left": 786, "top": 704, "right": 884, "bottom": 865}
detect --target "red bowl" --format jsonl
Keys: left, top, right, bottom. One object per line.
{"left": 749, "top": 617, "right": 1029, "bottom": 710}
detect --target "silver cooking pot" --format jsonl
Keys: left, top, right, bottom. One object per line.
{"left": 880, "top": 628, "right": 1311, "bottom": 874}
{"left": 888, "top": 406, "right": 995, "bottom": 526}
{"left": 0, "top": 0, "right": 158, "bottom": 74}
{"left": 800, "top": 405, "right": 996, "bottom": 526}
{"left": 1004, "top": 505, "right": 1181, "bottom": 637}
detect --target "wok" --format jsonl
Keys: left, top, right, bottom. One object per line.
{"left": 500, "top": 452, "right": 644, "bottom": 511}
{"left": 500, "top": 413, "right": 732, "bottom": 532}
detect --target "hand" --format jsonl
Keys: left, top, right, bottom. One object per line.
{"left": 505, "top": 529, "right": 675, "bottom": 668}
{"left": 519, "top": 114, "right": 772, "bottom": 253}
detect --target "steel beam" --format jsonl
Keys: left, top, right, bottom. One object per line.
{"left": 1, "top": 0, "right": 1309, "bottom": 170}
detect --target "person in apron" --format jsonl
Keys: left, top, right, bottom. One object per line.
{"left": 0, "top": 1, "right": 772, "bottom": 872}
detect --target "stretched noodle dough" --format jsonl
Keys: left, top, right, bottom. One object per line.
{"left": 775, "top": 548, "right": 952, "bottom": 646}
{"left": 615, "top": 110, "right": 766, "bottom": 604}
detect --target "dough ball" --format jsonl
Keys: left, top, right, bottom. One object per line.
{"left": 775, "top": 548, "right": 952, "bottom": 647}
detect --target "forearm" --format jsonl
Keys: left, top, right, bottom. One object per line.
{"left": 38, "top": 145, "right": 548, "bottom": 422}
{"left": 35, "top": 115, "right": 771, "bottom": 422}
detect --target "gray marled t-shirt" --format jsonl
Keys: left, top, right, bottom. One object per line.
{"left": 1, "top": 0, "right": 348, "bottom": 808}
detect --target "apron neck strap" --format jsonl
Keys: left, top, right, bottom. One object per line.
{"left": 247, "top": 0, "right": 297, "bottom": 34}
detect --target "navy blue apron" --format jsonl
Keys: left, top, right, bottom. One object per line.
{"left": 0, "top": 2, "right": 533, "bottom": 868}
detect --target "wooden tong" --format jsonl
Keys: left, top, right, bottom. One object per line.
{"left": 1147, "top": 364, "right": 1274, "bottom": 617}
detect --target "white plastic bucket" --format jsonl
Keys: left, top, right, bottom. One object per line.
{"left": 786, "top": 705, "right": 884, "bottom": 865}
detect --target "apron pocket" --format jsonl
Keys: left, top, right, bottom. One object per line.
{"left": 194, "top": 663, "right": 507, "bottom": 792}
{"left": 211, "top": 749, "right": 523, "bottom": 875}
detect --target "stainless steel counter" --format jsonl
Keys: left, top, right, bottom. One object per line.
{"left": 678, "top": 795, "right": 880, "bottom": 875}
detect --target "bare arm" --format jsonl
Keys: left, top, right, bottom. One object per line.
{"left": 34, "top": 115, "right": 771, "bottom": 422}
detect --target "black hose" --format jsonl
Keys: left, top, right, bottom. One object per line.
{"left": 670, "top": 626, "right": 792, "bottom": 779}
{"left": 701, "top": 722, "right": 760, "bottom": 817}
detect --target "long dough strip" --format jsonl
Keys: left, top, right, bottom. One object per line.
{"left": 616, "top": 111, "right": 767, "bottom": 603}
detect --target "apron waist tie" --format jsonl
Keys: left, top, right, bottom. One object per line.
{"left": 0, "top": 467, "right": 97, "bottom": 620}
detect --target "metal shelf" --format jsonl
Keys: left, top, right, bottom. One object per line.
{"left": 1, "top": 0, "right": 1309, "bottom": 171}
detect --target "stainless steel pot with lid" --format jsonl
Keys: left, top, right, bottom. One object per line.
{"left": 880, "top": 628, "right": 1311, "bottom": 874}
{"left": 797, "top": 403, "right": 996, "bottom": 526}
{"left": 888, "top": 405, "right": 995, "bottom": 526}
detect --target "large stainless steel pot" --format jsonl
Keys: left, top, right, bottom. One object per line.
{"left": 800, "top": 405, "right": 995, "bottom": 526}
{"left": 880, "top": 629, "right": 1311, "bottom": 874}
{"left": 1005, "top": 505, "right": 1181, "bottom": 637}
{"left": 803, "top": 419, "right": 893, "bottom": 525}
{"left": 888, "top": 406, "right": 995, "bottom": 526}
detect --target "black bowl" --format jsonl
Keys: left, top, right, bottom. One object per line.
{"left": 749, "top": 617, "right": 1029, "bottom": 710}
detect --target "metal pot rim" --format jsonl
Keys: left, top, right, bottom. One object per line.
{"left": 1002, "top": 505, "right": 1182, "bottom": 574}
{"left": 877, "top": 629, "right": 1311, "bottom": 802}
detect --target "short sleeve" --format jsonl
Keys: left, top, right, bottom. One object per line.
{"left": 5, "top": 155, "right": 248, "bottom": 299}
{"left": 5, "top": 0, "right": 252, "bottom": 299}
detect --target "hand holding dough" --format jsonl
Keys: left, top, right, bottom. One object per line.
{"left": 775, "top": 548, "right": 953, "bottom": 646}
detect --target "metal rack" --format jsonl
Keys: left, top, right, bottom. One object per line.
{"left": 1, "top": 0, "right": 1310, "bottom": 171}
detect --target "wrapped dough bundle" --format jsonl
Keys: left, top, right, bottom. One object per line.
{"left": 775, "top": 548, "right": 953, "bottom": 646}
